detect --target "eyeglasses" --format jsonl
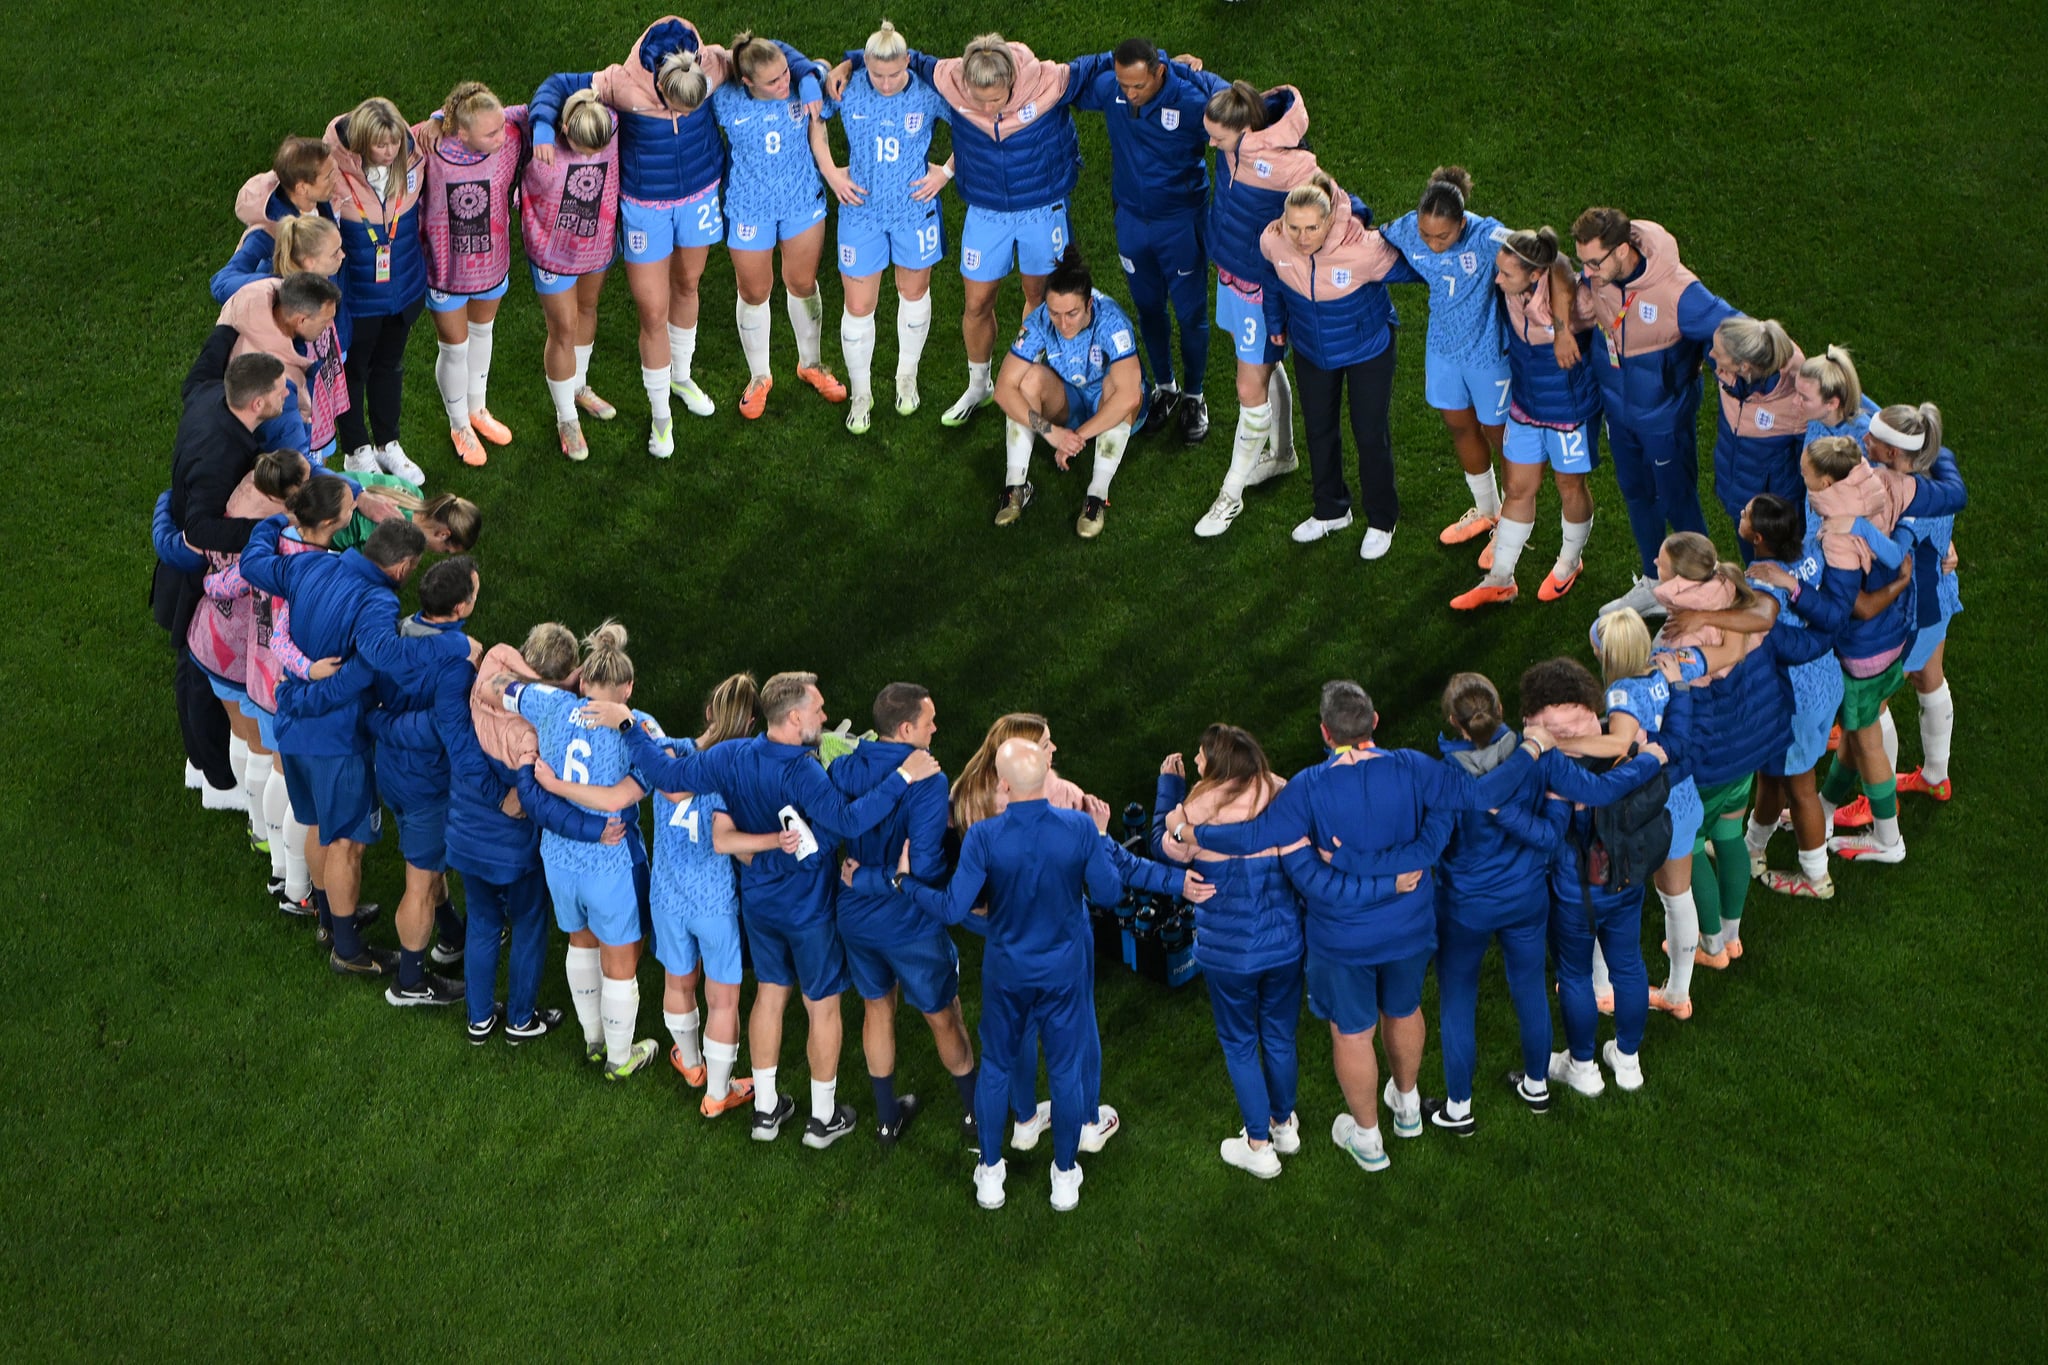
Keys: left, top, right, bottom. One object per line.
{"left": 1579, "top": 246, "right": 1620, "bottom": 271}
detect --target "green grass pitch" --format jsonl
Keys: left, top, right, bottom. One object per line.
{"left": 2, "top": 0, "right": 2043, "bottom": 1356}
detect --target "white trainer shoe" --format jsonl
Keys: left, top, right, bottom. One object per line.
{"left": 895, "top": 373, "right": 921, "bottom": 416}
{"left": 1049, "top": 1163, "right": 1084, "bottom": 1212}
{"left": 1220, "top": 1133, "right": 1282, "bottom": 1179}
{"left": 671, "top": 377, "right": 715, "bottom": 417}
{"left": 647, "top": 417, "right": 674, "bottom": 459}
{"left": 1291, "top": 510, "right": 1354, "bottom": 543}
{"left": 343, "top": 444, "right": 381, "bottom": 475}
{"left": 846, "top": 394, "right": 873, "bottom": 435}
{"left": 1360, "top": 526, "right": 1396, "bottom": 560}
{"left": 1078, "top": 1104, "right": 1120, "bottom": 1153}
{"left": 1381, "top": 1079, "right": 1423, "bottom": 1138}
{"left": 1602, "top": 1040, "right": 1645, "bottom": 1091}
{"left": 1268, "top": 1112, "right": 1302, "bottom": 1155}
{"left": 1330, "top": 1111, "right": 1389, "bottom": 1171}
{"left": 1194, "top": 491, "right": 1244, "bottom": 538}
{"left": 1548, "top": 1049, "right": 1607, "bottom": 1097}
{"left": 1009, "top": 1100, "right": 1051, "bottom": 1151}
{"left": 1598, "top": 573, "right": 1665, "bottom": 620}
{"left": 201, "top": 781, "right": 249, "bottom": 813}
{"left": 184, "top": 760, "right": 205, "bottom": 791}
{"left": 973, "top": 1159, "right": 1008, "bottom": 1210}
{"left": 377, "top": 441, "right": 424, "bottom": 484}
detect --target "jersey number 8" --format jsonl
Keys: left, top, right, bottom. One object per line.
{"left": 764, "top": 130, "right": 782, "bottom": 155}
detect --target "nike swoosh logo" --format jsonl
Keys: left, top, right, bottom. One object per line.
{"left": 850, "top": 112, "right": 869, "bottom": 119}
{"left": 1114, "top": 97, "right": 1127, "bottom": 104}
{"left": 1177, "top": 269, "right": 1195, "bottom": 276}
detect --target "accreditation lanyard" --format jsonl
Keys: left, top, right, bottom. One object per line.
{"left": 348, "top": 169, "right": 406, "bottom": 282}
{"left": 1601, "top": 290, "right": 1639, "bottom": 367}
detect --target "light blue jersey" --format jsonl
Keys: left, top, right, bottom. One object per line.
{"left": 1379, "top": 210, "right": 1507, "bottom": 364}
{"left": 508, "top": 682, "right": 649, "bottom": 877}
{"left": 1011, "top": 289, "right": 1141, "bottom": 404}
{"left": 1604, "top": 672, "right": 1672, "bottom": 736}
{"left": 711, "top": 81, "right": 826, "bottom": 224}
{"left": 647, "top": 738, "right": 741, "bottom": 922}
{"left": 833, "top": 70, "right": 947, "bottom": 235}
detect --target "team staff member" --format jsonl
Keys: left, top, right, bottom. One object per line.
{"left": 217, "top": 272, "right": 347, "bottom": 462}
{"left": 1070, "top": 39, "right": 1228, "bottom": 444}
{"left": 1259, "top": 173, "right": 1423, "bottom": 561}
{"left": 325, "top": 97, "right": 429, "bottom": 485}
{"left": 1706, "top": 316, "right": 1807, "bottom": 556}
{"left": 523, "top": 89, "right": 624, "bottom": 462}
{"left": 991, "top": 246, "right": 1147, "bottom": 537}
{"left": 1563, "top": 207, "right": 1738, "bottom": 617}
{"left": 210, "top": 137, "right": 340, "bottom": 304}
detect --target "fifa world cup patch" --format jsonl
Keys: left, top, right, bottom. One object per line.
{"left": 1755, "top": 410, "right": 1775, "bottom": 430}
{"left": 1638, "top": 301, "right": 1658, "bottom": 324}
{"left": 1332, "top": 268, "right": 1352, "bottom": 287}
{"left": 627, "top": 230, "right": 648, "bottom": 253}
{"left": 1111, "top": 329, "right": 1131, "bottom": 352}
{"left": 1160, "top": 108, "right": 1180, "bottom": 131}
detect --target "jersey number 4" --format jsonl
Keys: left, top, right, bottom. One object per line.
{"left": 668, "top": 798, "right": 702, "bottom": 843}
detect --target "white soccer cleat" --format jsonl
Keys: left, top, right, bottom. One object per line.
{"left": 895, "top": 373, "right": 921, "bottom": 416}
{"left": 343, "top": 444, "right": 381, "bottom": 475}
{"left": 1078, "top": 1104, "right": 1121, "bottom": 1153}
{"left": 1602, "top": 1040, "right": 1645, "bottom": 1092}
{"left": 1268, "top": 1112, "right": 1302, "bottom": 1155}
{"left": 1220, "top": 1133, "right": 1282, "bottom": 1179}
{"left": 1548, "top": 1049, "right": 1607, "bottom": 1098}
{"left": 941, "top": 382, "right": 992, "bottom": 427}
{"left": 973, "top": 1159, "right": 1008, "bottom": 1210}
{"left": 647, "top": 417, "right": 674, "bottom": 460}
{"left": 1830, "top": 833, "right": 1906, "bottom": 864}
{"left": 1009, "top": 1100, "right": 1051, "bottom": 1152}
{"left": 845, "top": 394, "right": 873, "bottom": 435}
{"left": 671, "top": 377, "right": 716, "bottom": 417}
{"left": 1360, "top": 526, "right": 1396, "bottom": 560}
{"left": 1049, "top": 1163, "right": 1084, "bottom": 1212}
{"left": 1291, "top": 510, "right": 1354, "bottom": 544}
{"left": 377, "top": 441, "right": 425, "bottom": 484}
{"left": 1194, "top": 491, "right": 1243, "bottom": 538}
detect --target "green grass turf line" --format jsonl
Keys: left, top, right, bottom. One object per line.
{"left": 1, "top": 0, "right": 2045, "bottom": 1356}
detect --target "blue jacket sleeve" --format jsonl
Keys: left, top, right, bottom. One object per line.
{"left": 1535, "top": 749, "right": 1665, "bottom": 807}
{"left": 435, "top": 663, "right": 506, "bottom": 808}
{"left": 1329, "top": 805, "right": 1455, "bottom": 879}
{"left": 1103, "top": 839, "right": 1181, "bottom": 901}
{"left": 902, "top": 823, "right": 990, "bottom": 926}
{"left": 210, "top": 229, "right": 275, "bottom": 305}
{"left": 1149, "top": 772, "right": 1187, "bottom": 861}
{"left": 153, "top": 491, "right": 207, "bottom": 572}
{"left": 1905, "top": 448, "right": 1967, "bottom": 518}
{"left": 517, "top": 768, "right": 614, "bottom": 842}
{"left": 1493, "top": 797, "right": 1563, "bottom": 852}
{"left": 1381, "top": 254, "right": 1427, "bottom": 286}
{"left": 1417, "top": 747, "right": 1541, "bottom": 811}
{"left": 291, "top": 653, "right": 375, "bottom": 716}
{"left": 789, "top": 758, "right": 910, "bottom": 839}
{"left": 531, "top": 71, "right": 596, "bottom": 145}
{"left": 1279, "top": 845, "right": 1396, "bottom": 903}
{"left": 1677, "top": 282, "right": 1740, "bottom": 342}
{"left": 906, "top": 780, "right": 951, "bottom": 883}
{"left": 370, "top": 695, "right": 441, "bottom": 751}
{"left": 348, "top": 592, "right": 464, "bottom": 680}
{"left": 1794, "top": 566, "right": 1859, "bottom": 636}
{"left": 1197, "top": 771, "right": 1311, "bottom": 855}
{"left": 1769, "top": 618, "right": 1836, "bottom": 668}
{"left": 236, "top": 515, "right": 290, "bottom": 595}
{"left": 1067, "top": 53, "right": 1113, "bottom": 110}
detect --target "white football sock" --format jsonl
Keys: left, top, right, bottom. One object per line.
{"left": 736, "top": 299, "right": 772, "bottom": 378}
{"left": 546, "top": 375, "right": 579, "bottom": 423}
{"left": 1465, "top": 467, "right": 1502, "bottom": 518}
{"left": 753, "top": 1065, "right": 778, "bottom": 1114}
{"left": 1004, "top": 418, "right": 1033, "bottom": 486}
{"left": 281, "top": 802, "right": 311, "bottom": 902}
{"left": 1488, "top": 516, "right": 1534, "bottom": 584}
{"left": 963, "top": 360, "right": 991, "bottom": 398}
{"left": 1875, "top": 813, "right": 1902, "bottom": 848}
{"left": 1444, "top": 1098, "right": 1470, "bottom": 1121}
{"left": 241, "top": 751, "right": 272, "bottom": 843}
{"left": 1225, "top": 402, "right": 1273, "bottom": 497}
{"left": 436, "top": 339, "right": 471, "bottom": 428}
{"left": 564, "top": 945, "right": 603, "bottom": 1047}
{"left": 1746, "top": 813, "right": 1774, "bottom": 855}
{"left": 666, "top": 1008, "right": 703, "bottom": 1068}
{"left": 1590, "top": 939, "right": 1612, "bottom": 997}
{"left": 1917, "top": 682, "right": 1953, "bottom": 784}
{"left": 667, "top": 324, "right": 698, "bottom": 384}
{"left": 229, "top": 734, "right": 250, "bottom": 788}
{"left": 642, "top": 365, "right": 672, "bottom": 423}
{"left": 1086, "top": 422, "right": 1131, "bottom": 499}
{"left": 600, "top": 974, "right": 639, "bottom": 1068}
{"left": 1878, "top": 706, "right": 1899, "bottom": 773}
{"left": 1266, "top": 365, "right": 1294, "bottom": 462}
{"left": 896, "top": 293, "right": 932, "bottom": 379}
{"left": 573, "top": 342, "right": 594, "bottom": 390}
{"left": 810, "top": 1076, "right": 837, "bottom": 1125}
{"left": 705, "top": 1038, "right": 738, "bottom": 1102}
{"left": 1722, "top": 914, "right": 1741, "bottom": 947}
{"left": 786, "top": 289, "right": 824, "bottom": 368}
{"left": 1556, "top": 515, "right": 1593, "bottom": 577}
{"left": 262, "top": 760, "right": 289, "bottom": 880}
{"left": 1657, "top": 887, "right": 1699, "bottom": 1004}
{"left": 465, "top": 320, "right": 495, "bottom": 412}
{"left": 1797, "top": 846, "right": 1828, "bottom": 882}
{"left": 841, "top": 309, "right": 876, "bottom": 401}
{"left": 1392, "top": 1084, "right": 1419, "bottom": 1117}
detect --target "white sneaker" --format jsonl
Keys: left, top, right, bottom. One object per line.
{"left": 1598, "top": 573, "right": 1665, "bottom": 620}
{"left": 1360, "top": 526, "right": 1396, "bottom": 560}
{"left": 671, "top": 377, "right": 715, "bottom": 417}
{"left": 845, "top": 394, "right": 873, "bottom": 435}
{"left": 1381, "top": 1079, "right": 1423, "bottom": 1138}
{"left": 647, "top": 417, "right": 674, "bottom": 459}
{"left": 1009, "top": 1100, "right": 1051, "bottom": 1152}
{"left": 377, "top": 441, "right": 424, "bottom": 484}
{"left": 1268, "top": 1112, "right": 1302, "bottom": 1155}
{"left": 201, "top": 780, "right": 249, "bottom": 813}
{"left": 895, "top": 372, "right": 921, "bottom": 416}
{"left": 1220, "top": 1133, "right": 1282, "bottom": 1179}
{"left": 1291, "top": 510, "right": 1354, "bottom": 543}
{"left": 1830, "top": 833, "right": 1907, "bottom": 864}
{"left": 1194, "top": 491, "right": 1243, "bottom": 538}
{"left": 1330, "top": 1111, "right": 1389, "bottom": 1172}
{"left": 343, "top": 444, "right": 381, "bottom": 475}
{"left": 1602, "top": 1040, "right": 1645, "bottom": 1092}
{"left": 1078, "top": 1104, "right": 1120, "bottom": 1153}
{"left": 972, "top": 1159, "right": 1008, "bottom": 1210}
{"left": 1049, "top": 1163, "right": 1084, "bottom": 1212}
{"left": 1548, "top": 1049, "right": 1607, "bottom": 1098}
{"left": 1246, "top": 450, "right": 1298, "bottom": 486}
{"left": 183, "top": 760, "right": 205, "bottom": 791}
{"left": 941, "top": 381, "right": 992, "bottom": 427}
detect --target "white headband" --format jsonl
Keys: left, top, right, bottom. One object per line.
{"left": 1868, "top": 414, "right": 1926, "bottom": 451}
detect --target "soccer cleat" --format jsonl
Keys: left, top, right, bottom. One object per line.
{"left": 467, "top": 1010, "right": 499, "bottom": 1045}
{"left": 450, "top": 426, "right": 488, "bottom": 467}
{"left": 1439, "top": 507, "right": 1496, "bottom": 545}
{"left": 385, "top": 972, "right": 462, "bottom": 1007}
{"left": 604, "top": 1039, "right": 660, "bottom": 1080}
{"left": 1076, "top": 495, "right": 1107, "bottom": 540}
{"left": 558, "top": 419, "right": 588, "bottom": 462}
{"left": 647, "top": 417, "right": 674, "bottom": 459}
{"left": 1078, "top": 1104, "right": 1121, "bottom": 1153}
{"left": 1897, "top": 767, "right": 1951, "bottom": 801}
{"left": 355, "top": 902, "right": 382, "bottom": 930}
{"left": 329, "top": 946, "right": 399, "bottom": 978}
{"left": 1832, "top": 833, "right": 1906, "bottom": 864}
{"left": 973, "top": 1159, "right": 1008, "bottom": 1210}
{"left": 1221, "top": 1134, "right": 1283, "bottom": 1179}
{"left": 267, "top": 876, "right": 287, "bottom": 901}
{"left": 248, "top": 830, "right": 271, "bottom": 853}
{"left": 1359, "top": 526, "right": 1396, "bottom": 561}
{"left": 1450, "top": 579, "right": 1518, "bottom": 610}
{"left": 1665, "top": 937, "right": 1730, "bottom": 970}
{"left": 1549, "top": 1050, "right": 1606, "bottom": 1098}
{"left": 739, "top": 375, "right": 773, "bottom": 419}
{"left": 802, "top": 1103, "right": 859, "bottom": 1150}
{"left": 1180, "top": 394, "right": 1211, "bottom": 445}
{"left": 1291, "top": 510, "right": 1354, "bottom": 543}
{"left": 941, "top": 383, "right": 993, "bottom": 427}
{"left": 1602, "top": 1040, "right": 1645, "bottom": 1092}
{"left": 377, "top": 441, "right": 425, "bottom": 483}
{"left": 1538, "top": 563, "right": 1582, "bottom": 602}
{"left": 1598, "top": 574, "right": 1665, "bottom": 620}
{"left": 1749, "top": 847, "right": 1769, "bottom": 878}
{"left": 894, "top": 373, "right": 921, "bottom": 417}
{"left": 700, "top": 1077, "right": 756, "bottom": 1118}
{"left": 750, "top": 1093, "right": 797, "bottom": 1141}
{"left": 1760, "top": 868, "right": 1835, "bottom": 899}
{"left": 585, "top": 1039, "right": 605, "bottom": 1065}
{"left": 993, "top": 482, "right": 1034, "bottom": 527}
{"left": 504, "top": 1008, "right": 563, "bottom": 1044}
{"left": 1269, "top": 1113, "right": 1302, "bottom": 1155}
{"left": 1648, "top": 986, "right": 1693, "bottom": 1019}
{"left": 845, "top": 394, "right": 873, "bottom": 435}
{"left": 672, "top": 376, "right": 716, "bottom": 417}
{"left": 574, "top": 385, "right": 616, "bottom": 420}
{"left": 1140, "top": 387, "right": 1181, "bottom": 435}
{"left": 1331, "top": 1111, "right": 1391, "bottom": 1170}
{"left": 1477, "top": 535, "right": 1495, "bottom": 572}
{"left": 1506, "top": 1070, "right": 1554, "bottom": 1113}
{"left": 1246, "top": 449, "right": 1298, "bottom": 486}
{"left": 1010, "top": 1100, "right": 1051, "bottom": 1151}
{"left": 344, "top": 444, "right": 382, "bottom": 475}
{"left": 1049, "top": 1164, "right": 1085, "bottom": 1212}
{"left": 797, "top": 364, "right": 848, "bottom": 403}
{"left": 1832, "top": 795, "right": 1874, "bottom": 829}
{"left": 1382, "top": 1080, "right": 1423, "bottom": 1139}
{"left": 1420, "top": 1099, "right": 1475, "bottom": 1136}
{"left": 1194, "top": 491, "right": 1244, "bottom": 538}
{"left": 877, "top": 1093, "right": 921, "bottom": 1147}
{"left": 470, "top": 409, "right": 513, "bottom": 445}
{"left": 430, "top": 938, "right": 464, "bottom": 967}
{"left": 668, "top": 1046, "right": 706, "bottom": 1088}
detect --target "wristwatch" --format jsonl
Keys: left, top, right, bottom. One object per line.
{"left": 890, "top": 871, "right": 906, "bottom": 892}
{"left": 617, "top": 716, "right": 634, "bottom": 734}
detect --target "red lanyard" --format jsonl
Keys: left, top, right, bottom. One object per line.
{"left": 347, "top": 167, "right": 404, "bottom": 246}
{"left": 1602, "top": 289, "right": 1639, "bottom": 354}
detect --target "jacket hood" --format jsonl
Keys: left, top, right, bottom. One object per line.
{"left": 470, "top": 642, "right": 540, "bottom": 768}
{"left": 1440, "top": 726, "right": 1518, "bottom": 775}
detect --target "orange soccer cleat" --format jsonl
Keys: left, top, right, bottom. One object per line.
{"left": 797, "top": 364, "right": 848, "bottom": 403}
{"left": 669, "top": 1045, "right": 706, "bottom": 1088}
{"left": 469, "top": 408, "right": 514, "bottom": 445}
{"left": 1538, "top": 563, "right": 1582, "bottom": 602}
{"left": 1648, "top": 987, "right": 1693, "bottom": 1020}
{"left": 701, "top": 1077, "right": 756, "bottom": 1119}
{"left": 450, "top": 425, "right": 488, "bottom": 467}
{"left": 1896, "top": 767, "right": 1952, "bottom": 801}
{"left": 740, "top": 375, "right": 774, "bottom": 419}
{"left": 1832, "top": 795, "right": 1873, "bottom": 830}
{"left": 1440, "top": 507, "right": 1496, "bottom": 545}
{"left": 1450, "top": 580, "right": 1518, "bottom": 611}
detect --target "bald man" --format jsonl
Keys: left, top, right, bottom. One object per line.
{"left": 857, "top": 739, "right": 1207, "bottom": 1212}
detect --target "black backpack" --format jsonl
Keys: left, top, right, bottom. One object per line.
{"left": 1571, "top": 748, "right": 1671, "bottom": 922}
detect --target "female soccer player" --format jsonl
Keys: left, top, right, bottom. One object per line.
{"left": 710, "top": 32, "right": 841, "bottom": 420}
{"left": 1707, "top": 316, "right": 1807, "bottom": 553}
{"left": 497, "top": 621, "right": 659, "bottom": 1078}
{"left": 1454, "top": 225, "right": 1599, "bottom": 608}
{"left": 417, "top": 82, "right": 528, "bottom": 467}
{"left": 991, "top": 245, "right": 1146, "bottom": 537}
{"left": 809, "top": 21, "right": 951, "bottom": 433}
{"left": 523, "top": 89, "right": 623, "bottom": 461}
{"left": 1152, "top": 727, "right": 1306, "bottom": 1178}
{"left": 1869, "top": 405, "right": 1960, "bottom": 803}
{"left": 325, "top": 96, "right": 429, "bottom": 484}
{"left": 1796, "top": 344, "right": 1873, "bottom": 446}
{"left": 1191, "top": 81, "right": 1324, "bottom": 538}
{"left": 1378, "top": 168, "right": 1511, "bottom": 547}
{"left": 1258, "top": 172, "right": 1422, "bottom": 559}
